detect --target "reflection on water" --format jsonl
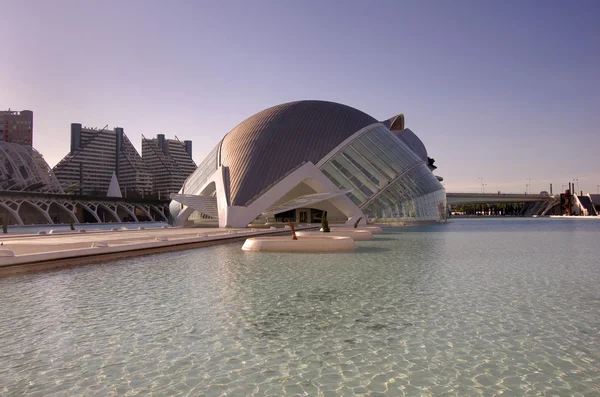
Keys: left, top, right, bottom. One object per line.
{"left": 0, "top": 218, "right": 599, "bottom": 396}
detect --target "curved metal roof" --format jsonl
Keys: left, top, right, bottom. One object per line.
{"left": 220, "top": 100, "right": 378, "bottom": 206}
{"left": 392, "top": 128, "right": 428, "bottom": 162}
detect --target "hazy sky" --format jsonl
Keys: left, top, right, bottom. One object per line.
{"left": 2, "top": 0, "right": 599, "bottom": 194}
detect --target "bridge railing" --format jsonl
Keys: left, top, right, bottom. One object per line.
{"left": 447, "top": 192, "right": 550, "bottom": 198}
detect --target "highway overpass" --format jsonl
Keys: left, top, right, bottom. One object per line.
{"left": 446, "top": 192, "right": 553, "bottom": 205}
{"left": 446, "top": 192, "right": 560, "bottom": 216}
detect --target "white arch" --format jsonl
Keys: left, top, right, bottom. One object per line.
{"left": 116, "top": 203, "right": 139, "bottom": 222}
{"left": 97, "top": 203, "right": 121, "bottom": 222}
{"left": 75, "top": 202, "right": 102, "bottom": 223}
{"left": 18, "top": 200, "right": 53, "bottom": 224}
{"left": 50, "top": 201, "right": 79, "bottom": 223}
{"left": 135, "top": 205, "right": 154, "bottom": 221}
{"left": 171, "top": 162, "right": 364, "bottom": 228}
{"left": 0, "top": 202, "right": 23, "bottom": 225}
{"left": 149, "top": 205, "right": 168, "bottom": 222}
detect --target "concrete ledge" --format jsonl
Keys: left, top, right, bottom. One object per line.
{"left": 296, "top": 229, "right": 373, "bottom": 241}
{"left": 242, "top": 236, "right": 356, "bottom": 252}
{"left": 331, "top": 226, "right": 383, "bottom": 235}
{"left": 0, "top": 226, "right": 318, "bottom": 276}
{"left": 0, "top": 249, "right": 15, "bottom": 257}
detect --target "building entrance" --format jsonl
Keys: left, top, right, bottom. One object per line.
{"left": 299, "top": 211, "right": 308, "bottom": 223}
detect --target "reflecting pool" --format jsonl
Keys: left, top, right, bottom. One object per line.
{"left": 1, "top": 218, "right": 599, "bottom": 396}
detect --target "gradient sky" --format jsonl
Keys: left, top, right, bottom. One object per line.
{"left": 2, "top": 0, "right": 599, "bottom": 194}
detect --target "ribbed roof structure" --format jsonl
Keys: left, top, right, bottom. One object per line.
{"left": 0, "top": 142, "right": 63, "bottom": 193}
{"left": 392, "top": 128, "right": 428, "bottom": 162}
{"left": 220, "top": 100, "right": 378, "bottom": 206}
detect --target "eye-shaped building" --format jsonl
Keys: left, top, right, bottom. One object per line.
{"left": 169, "top": 100, "right": 445, "bottom": 227}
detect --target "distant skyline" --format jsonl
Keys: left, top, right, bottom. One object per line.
{"left": 1, "top": 0, "right": 599, "bottom": 194}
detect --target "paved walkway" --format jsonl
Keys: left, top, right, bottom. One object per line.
{"left": 0, "top": 226, "right": 315, "bottom": 275}
{"left": 0, "top": 227, "right": 252, "bottom": 255}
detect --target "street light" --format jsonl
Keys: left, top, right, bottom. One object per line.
{"left": 478, "top": 177, "right": 483, "bottom": 193}
{"left": 483, "top": 183, "right": 487, "bottom": 194}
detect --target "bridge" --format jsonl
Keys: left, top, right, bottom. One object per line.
{"left": 446, "top": 192, "right": 554, "bottom": 205}
{"left": 447, "top": 192, "right": 560, "bottom": 216}
{"left": 0, "top": 191, "right": 169, "bottom": 225}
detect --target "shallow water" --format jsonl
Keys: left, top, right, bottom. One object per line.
{"left": 1, "top": 218, "right": 599, "bottom": 396}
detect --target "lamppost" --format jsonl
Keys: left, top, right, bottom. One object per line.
{"left": 597, "top": 184, "right": 599, "bottom": 194}
{"left": 526, "top": 177, "right": 532, "bottom": 194}
{"left": 478, "top": 177, "right": 483, "bottom": 193}
{"left": 483, "top": 183, "right": 487, "bottom": 194}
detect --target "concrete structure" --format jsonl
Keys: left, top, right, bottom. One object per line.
{"left": 0, "top": 142, "right": 62, "bottom": 193}
{"left": 331, "top": 225, "right": 383, "bottom": 234}
{"left": 446, "top": 192, "right": 554, "bottom": 205}
{"left": 447, "top": 191, "right": 600, "bottom": 217}
{"left": 170, "top": 100, "right": 445, "bottom": 227}
{"left": 295, "top": 229, "right": 373, "bottom": 241}
{"left": 141, "top": 134, "right": 197, "bottom": 197}
{"left": 53, "top": 124, "right": 153, "bottom": 196}
{"left": 0, "top": 191, "right": 168, "bottom": 225}
{"left": 0, "top": 226, "right": 314, "bottom": 275}
{"left": 0, "top": 137, "right": 169, "bottom": 225}
{"left": 241, "top": 235, "right": 356, "bottom": 252}
{"left": 1, "top": 109, "right": 33, "bottom": 146}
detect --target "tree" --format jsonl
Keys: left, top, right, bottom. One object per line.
{"left": 321, "top": 211, "right": 330, "bottom": 233}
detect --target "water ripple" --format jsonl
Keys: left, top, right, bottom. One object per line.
{"left": 0, "top": 218, "right": 599, "bottom": 396}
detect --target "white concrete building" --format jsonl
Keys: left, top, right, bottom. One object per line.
{"left": 169, "top": 100, "right": 445, "bottom": 227}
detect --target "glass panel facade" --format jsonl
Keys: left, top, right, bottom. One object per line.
{"left": 362, "top": 164, "right": 446, "bottom": 222}
{"left": 319, "top": 124, "right": 446, "bottom": 222}
{"left": 181, "top": 142, "right": 220, "bottom": 194}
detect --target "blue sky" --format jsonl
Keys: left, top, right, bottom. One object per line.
{"left": 2, "top": 0, "right": 599, "bottom": 194}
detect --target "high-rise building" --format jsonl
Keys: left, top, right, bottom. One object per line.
{"left": 142, "top": 134, "right": 197, "bottom": 196}
{"left": 53, "top": 124, "right": 153, "bottom": 196}
{"left": 1, "top": 109, "right": 33, "bottom": 146}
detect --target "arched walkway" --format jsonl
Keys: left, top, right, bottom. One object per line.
{"left": 18, "top": 201, "right": 52, "bottom": 224}
{"left": 0, "top": 202, "right": 22, "bottom": 225}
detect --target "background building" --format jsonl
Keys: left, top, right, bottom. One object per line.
{"left": 53, "top": 124, "right": 153, "bottom": 196}
{"left": 142, "top": 134, "right": 196, "bottom": 197}
{"left": 1, "top": 109, "right": 33, "bottom": 146}
{"left": 170, "top": 100, "right": 446, "bottom": 227}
